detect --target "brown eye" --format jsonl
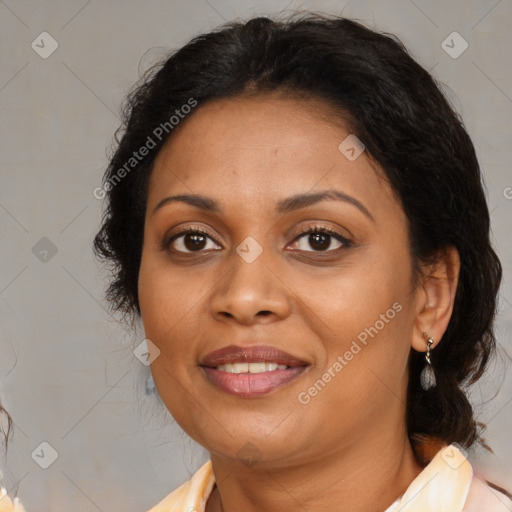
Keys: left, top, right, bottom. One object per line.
{"left": 166, "top": 229, "right": 221, "bottom": 253}
{"left": 290, "top": 227, "right": 350, "bottom": 252}
{"left": 308, "top": 232, "right": 333, "bottom": 251}
{"left": 183, "top": 233, "right": 207, "bottom": 251}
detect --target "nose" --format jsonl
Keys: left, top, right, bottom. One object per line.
{"left": 208, "top": 248, "right": 292, "bottom": 326}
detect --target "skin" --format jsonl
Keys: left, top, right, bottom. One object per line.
{"left": 138, "top": 93, "right": 460, "bottom": 512}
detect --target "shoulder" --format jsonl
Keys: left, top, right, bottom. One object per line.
{"left": 146, "top": 460, "right": 215, "bottom": 512}
{"left": 463, "top": 474, "right": 512, "bottom": 512}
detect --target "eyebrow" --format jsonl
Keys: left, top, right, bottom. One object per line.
{"left": 151, "top": 189, "right": 375, "bottom": 222}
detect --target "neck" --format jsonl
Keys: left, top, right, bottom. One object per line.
{"left": 207, "top": 430, "right": 424, "bottom": 512}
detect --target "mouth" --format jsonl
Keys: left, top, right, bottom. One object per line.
{"left": 200, "top": 344, "right": 309, "bottom": 398}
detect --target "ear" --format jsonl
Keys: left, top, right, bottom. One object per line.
{"left": 411, "top": 246, "right": 460, "bottom": 352}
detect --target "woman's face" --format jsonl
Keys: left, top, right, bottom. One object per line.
{"left": 138, "top": 94, "right": 420, "bottom": 467}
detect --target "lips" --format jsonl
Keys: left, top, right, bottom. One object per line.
{"left": 201, "top": 345, "right": 308, "bottom": 368}
{"left": 200, "top": 344, "right": 309, "bottom": 398}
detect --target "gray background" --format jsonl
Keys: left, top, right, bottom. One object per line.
{"left": 1, "top": 0, "right": 511, "bottom": 510}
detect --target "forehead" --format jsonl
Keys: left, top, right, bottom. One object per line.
{"left": 147, "top": 94, "right": 399, "bottom": 219}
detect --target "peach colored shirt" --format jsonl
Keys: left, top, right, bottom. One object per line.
{"left": 147, "top": 445, "right": 512, "bottom": 512}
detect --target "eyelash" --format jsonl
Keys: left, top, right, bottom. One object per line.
{"left": 161, "top": 224, "right": 352, "bottom": 255}
{"left": 290, "top": 226, "right": 351, "bottom": 252}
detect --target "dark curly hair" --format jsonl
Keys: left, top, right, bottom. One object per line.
{"left": 0, "top": 402, "right": 12, "bottom": 448}
{"left": 93, "top": 13, "right": 502, "bottom": 453}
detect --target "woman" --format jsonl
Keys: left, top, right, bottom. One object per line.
{"left": 94, "top": 13, "right": 511, "bottom": 512}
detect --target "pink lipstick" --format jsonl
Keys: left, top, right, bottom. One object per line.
{"left": 200, "top": 345, "right": 309, "bottom": 398}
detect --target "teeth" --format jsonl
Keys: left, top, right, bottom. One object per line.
{"left": 216, "top": 361, "right": 289, "bottom": 373}
{"left": 249, "top": 362, "right": 266, "bottom": 373}
{"left": 233, "top": 363, "right": 248, "bottom": 373}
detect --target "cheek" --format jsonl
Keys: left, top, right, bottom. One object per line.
{"left": 138, "top": 257, "right": 210, "bottom": 432}
{"left": 137, "top": 252, "right": 221, "bottom": 407}
{"left": 291, "top": 254, "right": 409, "bottom": 337}
{"left": 138, "top": 252, "right": 205, "bottom": 338}
{"left": 291, "top": 249, "right": 414, "bottom": 395}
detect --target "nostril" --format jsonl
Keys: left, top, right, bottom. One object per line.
{"left": 258, "top": 310, "right": 272, "bottom": 316}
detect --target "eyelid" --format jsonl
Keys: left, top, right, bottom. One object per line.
{"left": 162, "top": 222, "right": 352, "bottom": 254}
{"left": 286, "top": 224, "right": 352, "bottom": 251}
{"left": 161, "top": 225, "right": 223, "bottom": 253}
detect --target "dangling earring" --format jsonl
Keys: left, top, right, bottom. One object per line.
{"left": 420, "top": 334, "right": 436, "bottom": 390}
{"left": 145, "top": 373, "right": 157, "bottom": 395}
